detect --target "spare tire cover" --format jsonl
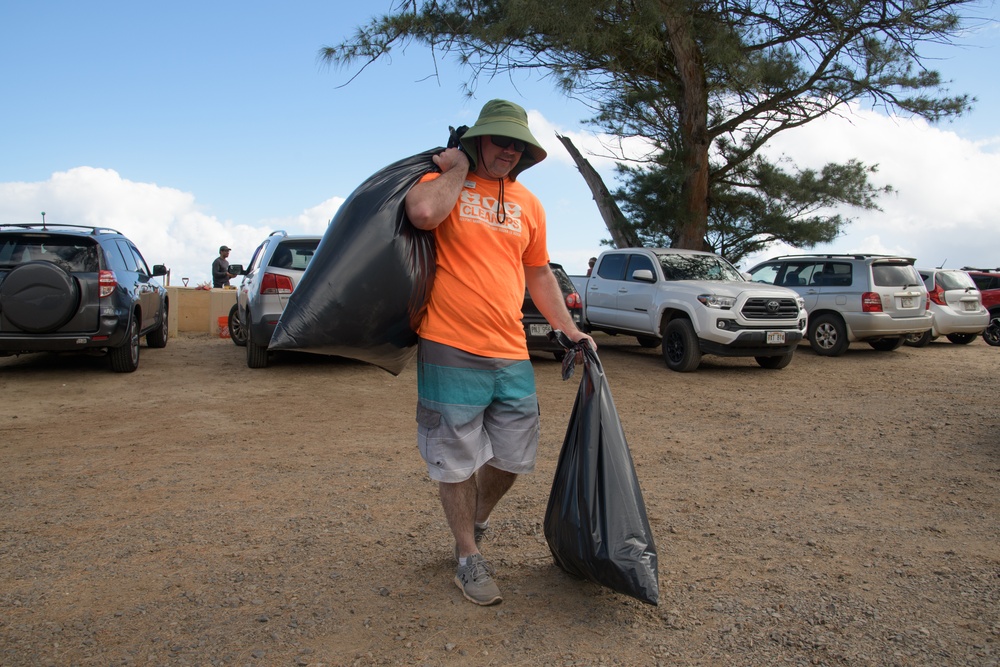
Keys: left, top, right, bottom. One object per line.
{"left": 0, "top": 261, "right": 81, "bottom": 333}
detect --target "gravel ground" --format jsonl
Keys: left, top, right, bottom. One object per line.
{"left": 1, "top": 332, "right": 998, "bottom": 666}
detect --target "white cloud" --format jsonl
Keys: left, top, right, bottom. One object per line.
{"left": 738, "top": 104, "right": 1000, "bottom": 270}
{"left": 0, "top": 168, "right": 343, "bottom": 284}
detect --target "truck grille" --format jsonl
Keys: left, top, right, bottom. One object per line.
{"left": 741, "top": 297, "right": 800, "bottom": 320}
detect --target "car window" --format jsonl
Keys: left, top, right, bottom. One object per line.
{"left": 658, "top": 253, "right": 742, "bottom": 281}
{"left": 0, "top": 235, "right": 99, "bottom": 272}
{"left": 626, "top": 253, "right": 655, "bottom": 281}
{"left": 113, "top": 239, "right": 143, "bottom": 273}
{"left": 937, "top": 271, "right": 977, "bottom": 291}
{"left": 550, "top": 265, "right": 576, "bottom": 294}
{"left": 269, "top": 240, "right": 319, "bottom": 271}
{"left": 812, "top": 262, "right": 852, "bottom": 286}
{"left": 247, "top": 242, "right": 266, "bottom": 272}
{"left": 596, "top": 254, "right": 627, "bottom": 281}
{"left": 748, "top": 263, "right": 780, "bottom": 284}
{"left": 124, "top": 241, "right": 152, "bottom": 276}
{"left": 872, "top": 263, "right": 920, "bottom": 287}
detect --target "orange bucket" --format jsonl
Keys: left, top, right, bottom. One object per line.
{"left": 218, "top": 315, "right": 230, "bottom": 339}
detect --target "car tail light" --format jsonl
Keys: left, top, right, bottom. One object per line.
{"left": 260, "top": 272, "right": 294, "bottom": 295}
{"left": 862, "top": 292, "right": 883, "bottom": 312}
{"left": 927, "top": 284, "right": 947, "bottom": 306}
{"left": 565, "top": 292, "right": 582, "bottom": 309}
{"left": 99, "top": 270, "right": 117, "bottom": 297}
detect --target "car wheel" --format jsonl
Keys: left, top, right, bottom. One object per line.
{"left": 0, "top": 262, "right": 80, "bottom": 333}
{"left": 246, "top": 316, "right": 269, "bottom": 369}
{"left": 869, "top": 337, "right": 904, "bottom": 352}
{"left": 756, "top": 350, "right": 794, "bottom": 369}
{"left": 228, "top": 303, "right": 247, "bottom": 347}
{"left": 904, "top": 330, "right": 932, "bottom": 347}
{"left": 109, "top": 316, "right": 140, "bottom": 373}
{"left": 636, "top": 335, "right": 661, "bottom": 348}
{"left": 146, "top": 304, "right": 169, "bottom": 348}
{"left": 808, "top": 314, "right": 849, "bottom": 357}
{"left": 984, "top": 317, "right": 1000, "bottom": 347}
{"left": 945, "top": 332, "right": 977, "bottom": 345}
{"left": 661, "top": 319, "right": 701, "bottom": 372}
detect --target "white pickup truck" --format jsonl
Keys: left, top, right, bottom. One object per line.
{"left": 575, "top": 248, "right": 808, "bottom": 371}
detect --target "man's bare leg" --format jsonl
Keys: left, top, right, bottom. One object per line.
{"left": 439, "top": 476, "right": 479, "bottom": 558}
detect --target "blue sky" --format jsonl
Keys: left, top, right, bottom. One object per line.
{"left": 2, "top": 1, "right": 998, "bottom": 285}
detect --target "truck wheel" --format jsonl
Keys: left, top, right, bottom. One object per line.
{"left": 756, "top": 351, "right": 794, "bottom": 369}
{"left": 945, "top": 332, "right": 977, "bottom": 345}
{"left": 661, "top": 319, "right": 701, "bottom": 372}
{"left": 869, "top": 337, "right": 904, "bottom": 351}
{"left": 636, "top": 335, "right": 661, "bottom": 348}
{"left": 808, "top": 314, "right": 849, "bottom": 357}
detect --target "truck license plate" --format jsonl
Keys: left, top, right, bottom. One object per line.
{"left": 530, "top": 324, "right": 552, "bottom": 337}
{"left": 766, "top": 331, "right": 785, "bottom": 344}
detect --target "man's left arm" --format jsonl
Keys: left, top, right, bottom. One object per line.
{"left": 523, "top": 264, "right": 595, "bottom": 350}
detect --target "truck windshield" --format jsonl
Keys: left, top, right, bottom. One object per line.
{"left": 657, "top": 253, "right": 743, "bottom": 281}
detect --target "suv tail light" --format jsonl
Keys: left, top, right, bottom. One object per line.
{"left": 861, "top": 292, "right": 883, "bottom": 312}
{"left": 260, "top": 272, "right": 294, "bottom": 295}
{"left": 99, "top": 270, "right": 117, "bottom": 298}
{"left": 927, "top": 284, "right": 947, "bottom": 306}
{"left": 565, "top": 292, "right": 582, "bottom": 310}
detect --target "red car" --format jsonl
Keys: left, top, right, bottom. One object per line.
{"left": 964, "top": 269, "right": 1000, "bottom": 312}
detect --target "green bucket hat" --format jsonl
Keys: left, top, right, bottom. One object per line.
{"left": 460, "top": 99, "right": 547, "bottom": 180}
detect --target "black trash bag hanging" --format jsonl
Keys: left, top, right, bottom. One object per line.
{"left": 268, "top": 148, "right": 441, "bottom": 376}
{"left": 543, "top": 331, "right": 660, "bottom": 606}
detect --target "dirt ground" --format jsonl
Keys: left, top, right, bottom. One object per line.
{"left": 1, "top": 331, "right": 998, "bottom": 667}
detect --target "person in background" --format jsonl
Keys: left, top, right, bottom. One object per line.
{"left": 212, "top": 245, "right": 236, "bottom": 288}
{"left": 405, "top": 99, "right": 594, "bottom": 606}
{"left": 586, "top": 256, "right": 597, "bottom": 276}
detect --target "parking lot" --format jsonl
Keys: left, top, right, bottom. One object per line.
{"left": 2, "top": 334, "right": 998, "bottom": 666}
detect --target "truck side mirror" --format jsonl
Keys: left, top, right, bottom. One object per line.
{"left": 631, "top": 269, "right": 655, "bottom": 283}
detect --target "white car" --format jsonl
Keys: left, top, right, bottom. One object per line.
{"left": 904, "top": 268, "right": 989, "bottom": 346}
{"left": 231, "top": 231, "right": 322, "bottom": 368}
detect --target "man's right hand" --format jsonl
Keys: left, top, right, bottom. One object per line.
{"left": 432, "top": 147, "right": 470, "bottom": 174}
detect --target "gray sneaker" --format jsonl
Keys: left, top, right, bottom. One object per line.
{"left": 454, "top": 554, "right": 502, "bottom": 606}
{"left": 453, "top": 523, "right": 488, "bottom": 561}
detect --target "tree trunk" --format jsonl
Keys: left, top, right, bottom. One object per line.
{"left": 556, "top": 134, "right": 641, "bottom": 249}
{"left": 661, "top": 0, "right": 710, "bottom": 251}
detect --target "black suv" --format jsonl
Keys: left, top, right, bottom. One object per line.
{"left": 522, "top": 262, "right": 584, "bottom": 360}
{"left": 0, "top": 223, "right": 169, "bottom": 372}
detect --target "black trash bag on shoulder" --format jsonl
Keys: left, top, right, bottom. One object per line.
{"left": 543, "top": 330, "right": 660, "bottom": 605}
{"left": 268, "top": 149, "right": 442, "bottom": 376}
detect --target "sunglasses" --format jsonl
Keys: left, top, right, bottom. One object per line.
{"left": 490, "top": 136, "right": 527, "bottom": 152}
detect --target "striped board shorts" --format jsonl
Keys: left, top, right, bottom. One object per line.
{"left": 416, "top": 338, "right": 540, "bottom": 483}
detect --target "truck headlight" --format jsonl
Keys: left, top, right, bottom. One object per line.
{"left": 698, "top": 294, "right": 736, "bottom": 310}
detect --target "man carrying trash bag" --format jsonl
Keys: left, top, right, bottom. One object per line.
{"left": 405, "top": 99, "right": 594, "bottom": 606}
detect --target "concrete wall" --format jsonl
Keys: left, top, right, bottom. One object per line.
{"left": 167, "top": 287, "right": 237, "bottom": 337}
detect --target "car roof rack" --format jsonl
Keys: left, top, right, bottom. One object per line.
{"left": 0, "top": 222, "right": 123, "bottom": 236}
{"left": 767, "top": 253, "right": 915, "bottom": 261}
{"left": 960, "top": 266, "right": 1000, "bottom": 272}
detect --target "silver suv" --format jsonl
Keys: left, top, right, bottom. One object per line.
{"left": 233, "top": 231, "right": 321, "bottom": 368}
{"left": 747, "top": 254, "right": 932, "bottom": 356}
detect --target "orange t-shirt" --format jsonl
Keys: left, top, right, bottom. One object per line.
{"left": 417, "top": 172, "right": 549, "bottom": 359}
